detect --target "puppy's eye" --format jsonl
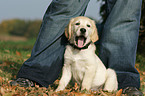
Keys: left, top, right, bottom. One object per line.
{"left": 75, "top": 23, "right": 80, "bottom": 25}
{"left": 87, "top": 24, "right": 91, "bottom": 27}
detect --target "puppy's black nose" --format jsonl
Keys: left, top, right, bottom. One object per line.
{"left": 80, "top": 28, "right": 86, "bottom": 34}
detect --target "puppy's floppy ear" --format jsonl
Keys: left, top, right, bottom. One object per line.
{"left": 65, "top": 18, "right": 74, "bottom": 40}
{"left": 90, "top": 20, "right": 99, "bottom": 42}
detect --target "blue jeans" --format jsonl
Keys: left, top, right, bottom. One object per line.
{"left": 99, "top": 0, "right": 142, "bottom": 89}
{"left": 17, "top": 0, "right": 142, "bottom": 89}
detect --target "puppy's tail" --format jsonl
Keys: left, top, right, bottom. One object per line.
{"left": 103, "top": 68, "right": 118, "bottom": 92}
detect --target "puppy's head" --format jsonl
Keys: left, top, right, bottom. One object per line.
{"left": 65, "top": 16, "right": 98, "bottom": 48}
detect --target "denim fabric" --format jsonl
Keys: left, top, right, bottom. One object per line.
{"left": 17, "top": 0, "right": 90, "bottom": 88}
{"left": 99, "top": 0, "right": 142, "bottom": 89}
{"left": 17, "top": 0, "right": 142, "bottom": 89}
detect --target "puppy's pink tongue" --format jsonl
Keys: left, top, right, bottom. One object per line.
{"left": 78, "top": 38, "right": 84, "bottom": 48}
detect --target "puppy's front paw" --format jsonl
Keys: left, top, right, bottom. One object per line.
{"left": 103, "top": 86, "right": 117, "bottom": 92}
{"left": 81, "top": 86, "right": 90, "bottom": 91}
{"left": 55, "top": 87, "right": 63, "bottom": 92}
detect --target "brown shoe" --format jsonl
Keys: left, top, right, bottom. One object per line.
{"left": 123, "top": 87, "right": 143, "bottom": 96}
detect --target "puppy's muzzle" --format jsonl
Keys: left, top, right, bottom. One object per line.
{"left": 80, "top": 28, "right": 86, "bottom": 34}
{"left": 75, "top": 35, "right": 86, "bottom": 48}
{"left": 74, "top": 28, "right": 88, "bottom": 48}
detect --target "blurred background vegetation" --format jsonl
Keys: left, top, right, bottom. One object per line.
{"left": 0, "top": 19, "right": 41, "bottom": 38}
{"left": 139, "top": 0, "right": 145, "bottom": 55}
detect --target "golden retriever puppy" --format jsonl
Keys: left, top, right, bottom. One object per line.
{"left": 55, "top": 16, "right": 118, "bottom": 92}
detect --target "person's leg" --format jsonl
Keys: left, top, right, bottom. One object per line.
{"left": 17, "top": 0, "right": 90, "bottom": 88}
{"left": 99, "top": 0, "right": 142, "bottom": 89}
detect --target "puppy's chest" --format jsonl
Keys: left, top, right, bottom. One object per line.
{"left": 66, "top": 50, "right": 89, "bottom": 82}
{"left": 71, "top": 56, "right": 86, "bottom": 72}
{"left": 70, "top": 53, "right": 87, "bottom": 72}
{"left": 71, "top": 56, "right": 87, "bottom": 83}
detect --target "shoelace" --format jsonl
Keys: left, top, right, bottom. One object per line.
{"left": 122, "top": 87, "right": 138, "bottom": 94}
{"left": 16, "top": 78, "right": 34, "bottom": 87}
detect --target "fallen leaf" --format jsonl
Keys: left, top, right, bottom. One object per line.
{"left": 116, "top": 89, "right": 122, "bottom": 96}
{"left": 27, "top": 54, "right": 31, "bottom": 57}
{"left": 43, "top": 93, "right": 48, "bottom": 96}
{"left": 23, "top": 59, "right": 27, "bottom": 62}
{"left": 4, "top": 50, "right": 10, "bottom": 53}
{"left": 0, "top": 76, "right": 3, "bottom": 83}
{"left": 16, "top": 51, "right": 21, "bottom": 56}
{"left": 13, "top": 75, "right": 16, "bottom": 79}
{"left": 142, "top": 72, "right": 145, "bottom": 75}
{"left": 52, "top": 93, "right": 58, "bottom": 96}
{"left": 24, "top": 92, "right": 28, "bottom": 96}
{"left": 0, "top": 62, "right": 7, "bottom": 67}
{"left": 10, "top": 68, "right": 17, "bottom": 70}
{"left": 100, "top": 90, "right": 108, "bottom": 96}
{"left": 0, "top": 87, "right": 5, "bottom": 95}
{"left": 54, "top": 79, "right": 59, "bottom": 85}
{"left": 35, "top": 83, "right": 40, "bottom": 88}
{"left": 140, "top": 77, "right": 143, "bottom": 81}
{"left": 74, "top": 82, "right": 79, "bottom": 91}
{"left": 72, "top": 92, "right": 93, "bottom": 96}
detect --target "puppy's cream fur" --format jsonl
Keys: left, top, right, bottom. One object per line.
{"left": 56, "top": 16, "right": 118, "bottom": 92}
